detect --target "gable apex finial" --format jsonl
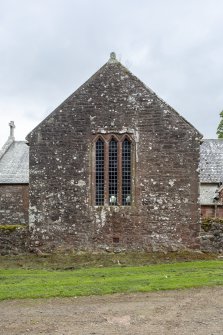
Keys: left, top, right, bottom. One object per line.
{"left": 9, "top": 121, "right": 15, "bottom": 139}
{"left": 108, "top": 51, "right": 118, "bottom": 63}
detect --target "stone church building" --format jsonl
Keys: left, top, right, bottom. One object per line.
{"left": 24, "top": 52, "right": 202, "bottom": 252}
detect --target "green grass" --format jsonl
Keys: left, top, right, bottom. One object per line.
{"left": 0, "top": 260, "right": 223, "bottom": 300}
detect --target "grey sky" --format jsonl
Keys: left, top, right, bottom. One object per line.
{"left": 0, "top": 0, "right": 223, "bottom": 146}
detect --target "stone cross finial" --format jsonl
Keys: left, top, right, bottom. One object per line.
{"left": 108, "top": 51, "right": 118, "bottom": 63}
{"left": 110, "top": 52, "right": 116, "bottom": 60}
{"left": 9, "top": 121, "right": 15, "bottom": 138}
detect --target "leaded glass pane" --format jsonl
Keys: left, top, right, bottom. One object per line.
{"left": 95, "top": 139, "right": 104, "bottom": 205}
{"left": 122, "top": 139, "right": 131, "bottom": 205}
{"left": 109, "top": 139, "right": 118, "bottom": 205}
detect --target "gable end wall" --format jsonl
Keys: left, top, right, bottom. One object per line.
{"left": 28, "top": 62, "right": 201, "bottom": 252}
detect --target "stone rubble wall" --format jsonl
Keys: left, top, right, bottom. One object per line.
{"left": 27, "top": 61, "right": 201, "bottom": 253}
{"left": 200, "top": 220, "right": 223, "bottom": 253}
{"left": 0, "top": 225, "right": 29, "bottom": 255}
{"left": 0, "top": 184, "right": 29, "bottom": 255}
{"left": 0, "top": 184, "right": 29, "bottom": 225}
{"left": 1, "top": 219, "right": 223, "bottom": 255}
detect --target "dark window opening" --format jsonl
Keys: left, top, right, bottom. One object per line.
{"left": 122, "top": 139, "right": 131, "bottom": 205}
{"left": 109, "top": 139, "right": 118, "bottom": 205}
{"left": 94, "top": 134, "right": 133, "bottom": 206}
{"left": 95, "top": 139, "right": 104, "bottom": 205}
{"left": 113, "top": 237, "right": 120, "bottom": 243}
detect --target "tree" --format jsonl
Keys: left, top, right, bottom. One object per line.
{"left": 217, "top": 111, "right": 223, "bottom": 138}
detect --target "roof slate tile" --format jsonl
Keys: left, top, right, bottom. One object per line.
{"left": 0, "top": 141, "right": 29, "bottom": 184}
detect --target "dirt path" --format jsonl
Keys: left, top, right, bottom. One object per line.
{"left": 0, "top": 287, "right": 223, "bottom": 335}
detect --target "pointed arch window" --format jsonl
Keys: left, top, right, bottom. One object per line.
{"left": 95, "top": 139, "right": 104, "bottom": 206}
{"left": 122, "top": 139, "right": 131, "bottom": 205}
{"left": 93, "top": 134, "right": 134, "bottom": 206}
{"left": 109, "top": 138, "right": 118, "bottom": 205}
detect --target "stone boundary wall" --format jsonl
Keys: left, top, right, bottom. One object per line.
{"left": 200, "top": 219, "right": 223, "bottom": 253}
{"left": 0, "top": 184, "right": 29, "bottom": 225}
{"left": 0, "top": 225, "right": 29, "bottom": 255}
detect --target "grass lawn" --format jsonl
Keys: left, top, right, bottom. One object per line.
{"left": 0, "top": 260, "right": 223, "bottom": 300}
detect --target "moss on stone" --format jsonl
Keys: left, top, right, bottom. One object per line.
{"left": 201, "top": 221, "right": 212, "bottom": 232}
{"left": 202, "top": 218, "right": 223, "bottom": 224}
{"left": 0, "top": 224, "right": 27, "bottom": 231}
{"left": 201, "top": 218, "right": 223, "bottom": 232}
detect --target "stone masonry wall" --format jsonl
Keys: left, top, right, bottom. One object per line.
{"left": 0, "top": 225, "right": 28, "bottom": 255}
{"left": 0, "top": 184, "right": 29, "bottom": 225}
{"left": 27, "top": 59, "right": 201, "bottom": 253}
{"left": 0, "top": 184, "right": 29, "bottom": 255}
{"left": 200, "top": 220, "right": 223, "bottom": 253}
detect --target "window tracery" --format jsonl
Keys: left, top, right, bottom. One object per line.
{"left": 93, "top": 134, "right": 133, "bottom": 206}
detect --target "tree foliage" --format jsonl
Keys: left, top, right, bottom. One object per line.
{"left": 217, "top": 111, "right": 223, "bottom": 138}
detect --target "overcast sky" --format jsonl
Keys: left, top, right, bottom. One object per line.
{"left": 0, "top": 0, "right": 223, "bottom": 147}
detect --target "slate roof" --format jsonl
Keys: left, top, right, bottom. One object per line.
{"left": 0, "top": 140, "right": 29, "bottom": 184}
{"left": 200, "top": 139, "right": 223, "bottom": 183}
{"left": 200, "top": 184, "right": 218, "bottom": 205}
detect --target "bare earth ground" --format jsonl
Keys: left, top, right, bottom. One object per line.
{"left": 1, "top": 287, "right": 223, "bottom": 335}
